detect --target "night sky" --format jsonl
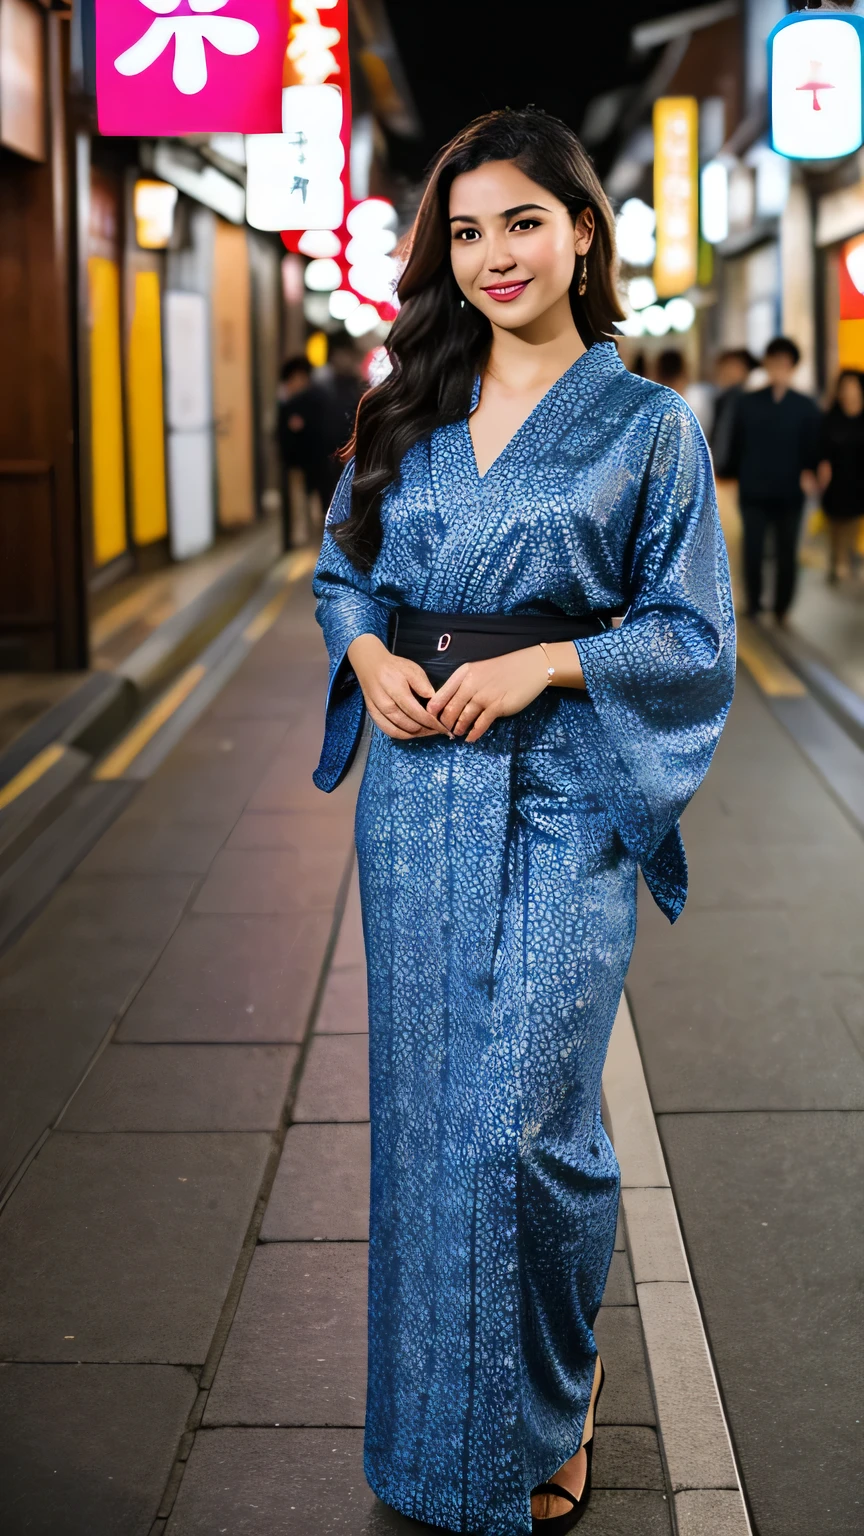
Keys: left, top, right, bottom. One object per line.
{"left": 381, "top": 0, "right": 708, "bottom": 178}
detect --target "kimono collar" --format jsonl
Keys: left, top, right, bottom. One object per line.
{"left": 470, "top": 341, "right": 624, "bottom": 418}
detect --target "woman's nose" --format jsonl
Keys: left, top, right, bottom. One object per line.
{"left": 487, "top": 241, "right": 517, "bottom": 274}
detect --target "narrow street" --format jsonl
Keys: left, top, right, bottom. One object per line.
{"left": 0, "top": 576, "right": 859, "bottom": 1536}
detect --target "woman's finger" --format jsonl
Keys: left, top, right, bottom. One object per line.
{"left": 452, "top": 697, "right": 484, "bottom": 736}
{"left": 465, "top": 705, "right": 498, "bottom": 742}
{"left": 391, "top": 680, "right": 452, "bottom": 735}
{"left": 438, "top": 679, "right": 478, "bottom": 731}
{"left": 402, "top": 661, "right": 436, "bottom": 700}
{"left": 367, "top": 700, "right": 436, "bottom": 740}
{"left": 375, "top": 695, "right": 437, "bottom": 735}
{"left": 426, "top": 665, "right": 470, "bottom": 718}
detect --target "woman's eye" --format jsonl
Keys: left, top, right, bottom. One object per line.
{"left": 511, "top": 218, "right": 540, "bottom": 232}
{"left": 453, "top": 228, "right": 480, "bottom": 242}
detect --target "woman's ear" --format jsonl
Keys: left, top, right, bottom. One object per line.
{"left": 575, "top": 207, "right": 595, "bottom": 255}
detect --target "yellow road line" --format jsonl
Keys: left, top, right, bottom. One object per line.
{"left": 273, "top": 546, "right": 318, "bottom": 584}
{"left": 94, "top": 663, "right": 207, "bottom": 780}
{"left": 0, "top": 743, "right": 66, "bottom": 813}
{"left": 736, "top": 620, "right": 806, "bottom": 698}
{"left": 243, "top": 590, "right": 287, "bottom": 644}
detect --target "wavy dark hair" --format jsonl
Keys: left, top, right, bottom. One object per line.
{"left": 333, "top": 107, "right": 625, "bottom": 571}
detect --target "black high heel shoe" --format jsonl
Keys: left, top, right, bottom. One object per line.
{"left": 530, "top": 1359, "right": 605, "bottom": 1534}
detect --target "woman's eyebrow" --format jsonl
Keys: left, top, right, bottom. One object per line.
{"left": 449, "top": 202, "right": 550, "bottom": 223}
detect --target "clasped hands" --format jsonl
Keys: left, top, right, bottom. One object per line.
{"left": 347, "top": 633, "right": 585, "bottom": 745}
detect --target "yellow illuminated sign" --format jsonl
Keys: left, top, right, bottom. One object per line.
{"left": 653, "top": 97, "right": 698, "bottom": 298}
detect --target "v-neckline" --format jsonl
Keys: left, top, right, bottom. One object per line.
{"left": 466, "top": 347, "right": 591, "bottom": 483}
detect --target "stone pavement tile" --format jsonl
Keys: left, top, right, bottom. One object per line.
{"left": 126, "top": 720, "right": 291, "bottom": 826}
{"left": 77, "top": 815, "right": 230, "bottom": 876}
{"left": 627, "top": 912, "right": 864, "bottom": 1111}
{"left": 226, "top": 810, "right": 354, "bottom": 854}
{"left": 621, "top": 1189, "right": 688, "bottom": 1284}
{"left": 593, "top": 1307, "right": 655, "bottom": 1426}
{"left": 601, "top": 1249, "right": 637, "bottom": 1306}
{"left": 62, "top": 1044, "right": 298, "bottom": 1132}
{"left": 0, "top": 873, "right": 194, "bottom": 1012}
{"left": 578, "top": 1491, "right": 672, "bottom": 1534}
{"left": 247, "top": 746, "right": 328, "bottom": 812}
{"left": 293, "top": 1034, "right": 369, "bottom": 1122}
{"left": 683, "top": 837, "right": 864, "bottom": 913}
{"left": 592, "top": 1426, "right": 666, "bottom": 1490}
{"left": 332, "top": 879, "right": 365, "bottom": 970}
{"left": 118, "top": 911, "right": 332, "bottom": 1043}
{"left": 208, "top": 675, "right": 308, "bottom": 721}
{"left": 674, "top": 1489, "right": 750, "bottom": 1536}
{"left": 261, "top": 1123, "right": 370, "bottom": 1241}
{"left": 680, "top": 778, "right": 852, "bottom": 847}
{"left": 193, "top": 846, "right": 347, "bottom": 915}
{"left": 204, "top": 1243, "right": 367, "bottom": 1426}
{"left": 0, "top": 1363, "right": 196, "bottom": 1536}
{"left": 316, "top": 963, "right": 369, "bottom": 1033}
{"left": 0, "top": 875, "right": 195, "bottom": 1192}
{"left": 822, "top": 971, "right": 864, "bottom": 1058}
{"left": 165, "top": 1428, "right": 441, "bottom": 1534}
{"left": 614, "top": 1209, "right": 625, "bottom": 1250}
{"left": 635, "top": 1283, "right": 737, "bottom": 1494}
{"left": 636, "top": 881, "right": 864, "bottom": 980}
{"left": 659, "top": 1111, "right": 861, "bottom": 1536}
{"left": 0, "top": 1132, "right": 270, "bottom": 1362}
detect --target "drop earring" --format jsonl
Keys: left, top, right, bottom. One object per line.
{"left": 578, "top": 255, "right": 588, "bottom": 297}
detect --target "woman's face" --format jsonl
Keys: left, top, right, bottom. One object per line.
{"left": 448, "top": 159, "right": 593, "bottom": 332}
{"left": 838, "top": 373, "right": 864, "bottom": 416}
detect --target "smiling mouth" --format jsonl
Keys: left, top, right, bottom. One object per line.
{"left": 481, "top": 279, "right": 532, "bottom": 302}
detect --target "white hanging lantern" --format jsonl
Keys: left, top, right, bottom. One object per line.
{"left": 769, "top": 10, "right": 864, "bottom": 161}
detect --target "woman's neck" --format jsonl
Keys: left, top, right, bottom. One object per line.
{"left": 484, "top": 297, "right": 586, "bottom": 396}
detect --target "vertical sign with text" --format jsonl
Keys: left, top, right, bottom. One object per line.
{"left": 653, "top": 97, "right": 698, "bottom": 299}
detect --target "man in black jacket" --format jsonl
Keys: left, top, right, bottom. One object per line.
{"left": 728, "top": 336, "right": 820, "bottom": 621}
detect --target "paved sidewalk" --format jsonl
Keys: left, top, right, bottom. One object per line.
{"left": 627, "top": 669, "right": 864, "bottom": 1536}
{"left": 0, "top": 581, "right": 674, "bottom": 1535}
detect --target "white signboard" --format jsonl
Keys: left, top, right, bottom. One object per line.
{"left": 245, "top": 83, "right": 345, "bottom": 232}
{"left": 771, "top": 15, "right": 863, "bottom": 161}
{"left": 163, "top": 290, "right": 214, "bottom": 558}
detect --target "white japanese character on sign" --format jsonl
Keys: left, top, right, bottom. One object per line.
{"left": 114, "top": 0, "right": 259, "bottom": 97}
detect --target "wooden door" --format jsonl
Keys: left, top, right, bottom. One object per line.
{"left": 211, "top": 219, "right": 255, "bottom": 527}
{"left": 0, "top": 9, "right": 83, "bottom": 670}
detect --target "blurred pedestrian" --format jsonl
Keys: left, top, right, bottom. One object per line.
{"left": 656, "top": 348, "right": 713, "bottom": 432}
{"left": 277, "top": 355, "right": 313, "bottom": 550}
{"left": 710, "top": 348, "right": 756, "bottom": 478}
{"left": 728, "top": 336, "right": 820, "bottom": 622}
{"left": 817, "top": 369, "right": 864, "bottom": 584}
{"left": 287, "top": 340, "right": 366, "bottom": 521}
{"left": 656, "top": 347, "right": 687, "bottom": 393}
{"left": 311, "top": 108, "right": 733, "bottom": 1536}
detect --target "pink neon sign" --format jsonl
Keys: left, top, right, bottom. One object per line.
{"left": 96, "top": 0, "right": 288, "bottom": 136}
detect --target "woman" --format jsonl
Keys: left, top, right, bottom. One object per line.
{"left": 817, "top": 369, "right": 864, "bottom": 583}
{"left": 312, "top": 109, "right": 734, "bottom": 1536}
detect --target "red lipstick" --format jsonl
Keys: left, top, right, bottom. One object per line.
{"left": 481, "top": 280, "right": 532, "bottom": 302}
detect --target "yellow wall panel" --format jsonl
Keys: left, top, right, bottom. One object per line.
{"left": 838, "top": 318, "right": 864, "bottom": 371}
{"left": 128, "top": 270, "right": 168, "bottom": 546}
{"left": 88, "top": 255, "right": 127, "bottom": 566}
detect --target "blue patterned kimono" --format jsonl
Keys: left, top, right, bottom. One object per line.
{"left": 312, "top": 342, "right": 734, "bottom": 1536}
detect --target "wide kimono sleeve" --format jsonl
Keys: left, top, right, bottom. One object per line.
{"left": 575, "top": 398, "right": 735, "bottom": 922}
{"left": 311, "top": 460, "right": 394, "bottom": 792}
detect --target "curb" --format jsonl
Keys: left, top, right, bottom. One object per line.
{"left": 602, "top": 996, "right": 753, "bottom": 1536}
